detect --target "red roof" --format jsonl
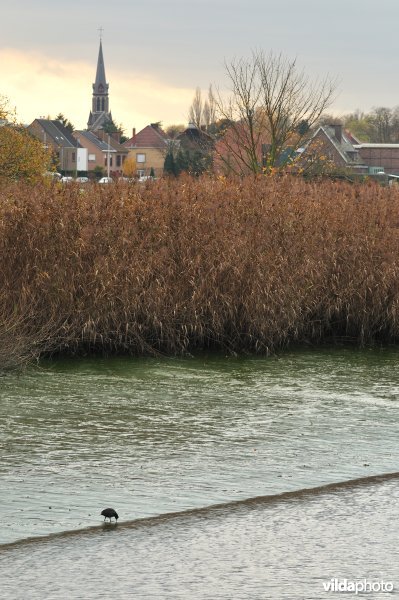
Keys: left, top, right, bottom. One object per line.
{"left": 124, "top": 124, "right": 168, "bottom": 149}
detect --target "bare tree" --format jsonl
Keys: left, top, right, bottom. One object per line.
{"left": 391, "top": 106, "right": 399, "bottom": 142}
{"left": 188, "top": 87, "right": 203, "bottom": 127}
{"left": 203, "top": 85, "right": 217, "bottom": 130}
{"left": 203, "top": 100, "right": 211, "bottom": 130}
{"left": 215, "top": 57, "right": 267, "bottom": 174}
{"left": 341, "top": 106, "right": 399, "bottom": 143}
{"left": 215, "top": 50, "right": 337, "bottom": 174}
{"left": 165, "top": 124, "right": 185, "bottom": 139}
{"left": 369, "top": 107, "right": 393, "bottom": 143}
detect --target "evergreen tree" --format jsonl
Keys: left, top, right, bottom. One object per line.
{"left": 103, "top": 119, "right": 118, "bottom": 134}
{"left": 164, "top": 151, "right": 177, "bottom": 176}
{"left": 175, "top": 149, "right": 190, "bottom": 175}
{"left": 56, "top": 113, "right": 75, "bottom": 133}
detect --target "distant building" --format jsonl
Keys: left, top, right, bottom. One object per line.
{"left": 73, "top": 129, "right": 128, "bottom": 177}
{"left": 95, "top": 129, "right": 128, "bottom": 175}
{"left": 28, "top": 118, "right": 83, "bottom": 174}
{"left": 177, "top": 123, "right": 214, "bottom": 153}
{"left": 301, "top": 124, "right": 399, "bottom": 177}
{"left": 176, "top": 123, "right": 215, "bottom": 174}
{"left": 354, "top": 143, "right": 399, "bottom": 176}
{"left": 300, "top": 125, "right": 369, "bottom": 175}
{"left": 214, "top": 121, "right": 268, "bottom": 175}
{"left": 124, "top": 123, "right": 169, "bottom": 177}
{"left": 87, "top": 40, "right": 113, "bottom": 132}
{"left": 73, "top": 129, "right": 113, "bottom": 176}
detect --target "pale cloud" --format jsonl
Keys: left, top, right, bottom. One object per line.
{"left": 1, "top": 48, "right": 90, "bottom": 125}
{"left": 111, "top": 70, "right": 194, "bottom": 132}
{"left": 0, "top": 48, "right": 194, "bottom": 132}
{"left": 3, "top": 0, "right": 399, "bottom": 127}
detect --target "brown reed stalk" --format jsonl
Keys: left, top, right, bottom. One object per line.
{"left": 1, "top": 175, "right": 399, "bottom": 369}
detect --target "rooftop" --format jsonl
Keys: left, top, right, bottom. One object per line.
{"left": 124, "top": 123, "right": 168, "bottom": 149}
{"left": 36, "top": 119, "right": 80, "bottom": 148}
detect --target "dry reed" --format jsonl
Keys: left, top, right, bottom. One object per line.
{"left": 1, "top": 175, "right": 399, "bottom": 369}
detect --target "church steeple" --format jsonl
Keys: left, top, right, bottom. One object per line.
{"left": 87, "top": 38, "right": 112, "bottom": 131}
{"left": 93, "top": 40, "right": 109, "bottom": 109}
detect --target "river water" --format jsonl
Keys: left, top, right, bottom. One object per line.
{"left": 0, "top": 348, "right": 398, "bottom": 598}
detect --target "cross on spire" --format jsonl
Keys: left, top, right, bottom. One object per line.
{"left": 98, "top": 26, "right": 104, "bottom": 40}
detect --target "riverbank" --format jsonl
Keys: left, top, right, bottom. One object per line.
{"left": 2, "top": 175, "right": 399, "bottom": 369}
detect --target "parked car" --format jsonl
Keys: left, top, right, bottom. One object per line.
{"left": 138, "top": 175, "right": 155, "bottom": 183}
{"left": 76, "top": 176, "right": 89, "bottom": 183}
{"left": 61, "top": 176, "right": 74, "bottom": 183}
{"left": 45, "top": 171, "right": 62, "bottom": 180}
{"left": 98, "top": 177, "right": 113, "bottom": 184}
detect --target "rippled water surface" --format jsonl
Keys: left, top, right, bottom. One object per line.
{"left": 1, "top": 475, "right": 398, "bottom": 599}
{"left": 1, "top": 348, "right": 399, "bottom": 597}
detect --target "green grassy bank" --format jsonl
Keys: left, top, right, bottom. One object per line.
{"left": 1, "top": 175, "right": 399, "bottom": 369}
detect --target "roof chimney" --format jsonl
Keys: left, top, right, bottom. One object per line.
{"left": 132, "top": 127, "right": 136, "bottom": 138}
{"left": 333, "top": 124, "right": 343, "bottom": 143}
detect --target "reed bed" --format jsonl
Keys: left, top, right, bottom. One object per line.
{"left": 1, "top": 175, "right": 399, "bottom": 368}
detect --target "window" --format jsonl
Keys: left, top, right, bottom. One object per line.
{"left": 137, "top": 153, "right": 146, "bottom": 163}
{"left": 116, "top": 155, "right": 121, "bottom": 167}
{"left": 137, "top": 169, "right": 145, "bottom": 177}
{"left": 72, "top": 152, "right": 76, "bottom": 162}
{"left": 369, "top": 166, "right": 384, "bottom": 175}
{"left": 88, "top": 154, "right": 96, "bottom": 162}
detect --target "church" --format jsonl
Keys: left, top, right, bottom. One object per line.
{"left": 87, "top": 38, "right": 113, "bottom": 132}
{"left": 28, "top": 38, "right": 173, "bottom": 178}
{"left": 74, "top": 39, "right": 128, "bottom": 176}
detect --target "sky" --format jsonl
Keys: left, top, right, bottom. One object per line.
{"left": 1, "top": 0, "right": 399, "bottom": 133}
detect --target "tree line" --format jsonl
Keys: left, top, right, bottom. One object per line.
{"left": 339, "top": 107, "right": 399, "bottom": 143}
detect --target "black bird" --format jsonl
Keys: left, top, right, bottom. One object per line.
{"left": 101, "top": 508, "right": 119, "bottom": 522}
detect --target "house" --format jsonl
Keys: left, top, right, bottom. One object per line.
{"left": 94, "top": 130, "right": 128, "bottom": 176}
{"left": 176, "top": 123, "right": 215, "bottom": 174}
{"left": 214, "top": 120, "right": 268, "bottom": 175}
{"left": 300, "top": 124, "right": 369, "bottom": 175}
{"left": 300, "top": 125, "right": 399, "bottom": 177}
{"left": 353, "top": 143, "right": 399, "bottom": 175}
{"left": 123, "top": 123, "right": 169, "bottom": 177}
{"left": 28, "top": 118, "right": 83, "bottom": 175}
{"left": 177, "top": 123, "right": 214, "bottom": 152}
{"left": 74, "top": 130, "right": 128, "bottom": 178}
{"left": 73, "top": 130, "right": 114, "bottom": 177}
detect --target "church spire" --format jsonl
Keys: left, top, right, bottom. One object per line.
{"left": 87, "top": 37, "right": 112, "bottom": 131}
{"left": 93, "top": 40, "right": 108, "bottom": 97}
